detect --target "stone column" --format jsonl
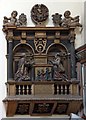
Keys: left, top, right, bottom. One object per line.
{"left": 69, "top": 29, "right": 76, "bottom": 79}
{"left": 8, "top": 40, "right": 13, "bottom": 80}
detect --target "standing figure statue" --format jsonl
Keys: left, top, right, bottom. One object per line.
{"left": 14, "top": 53, "right": 34, "bottom": 81}
{"left": 50, "top": 53, "right": 67, "bottom": 81}
{"left": 36, "top": 69, "right": 41, "bottom": 81}
{"left": 40, "top": 69, "right": 45, "bottom": 81}
{"left": 45, "top": 67, "right": 51, "bottom": 80}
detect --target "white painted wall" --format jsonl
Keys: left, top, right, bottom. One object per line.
{"left": 0, "top": 0, "right": 85, "bottom": 119}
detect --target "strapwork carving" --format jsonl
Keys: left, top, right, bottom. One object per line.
{"left": 34, "top": 37, "right": 47, "bottom": 53}
{"left": 34, "top": 32, "right": 47, "bottom": 53}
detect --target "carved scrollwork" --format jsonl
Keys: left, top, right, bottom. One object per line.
{"left": 34, "top": 32, "right": 47, "bottom": 53}
{"left": 33, "top": 103, "right": 53, "bottom": 113}
{"left": 16, "top": 103, "right": 30, "bottom": 114}
{"left": 34, "top": 37, "right": 47, "bottom": 53}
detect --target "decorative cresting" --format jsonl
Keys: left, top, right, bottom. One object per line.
{"left": 31, "top": 4, "right": 49, "bottom": 25}
{"left": 3, "top": 9, "right": 82, "bottom": 28}
{"left": 34, "top": 32, "right": 47, "bottom": 53}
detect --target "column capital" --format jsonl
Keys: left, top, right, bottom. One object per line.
{"left": 69, "top": 29, "right": 76, "bottom": 42}
{"left": 8, "top": 40, "right": 13, "bottom": 43}
{"left": 6, "top": 30, "right": 14, "bottom": 41}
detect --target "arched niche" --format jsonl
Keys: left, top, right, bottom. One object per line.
{"left": 47, "top": 43, "right": 69, "bottom": 77}
{"left": 13, "top": 43, "right": 34, "bottom": 77}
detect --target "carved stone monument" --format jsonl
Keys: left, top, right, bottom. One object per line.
{"left": 2, "top": 4, "right": 82, "bottom": 117}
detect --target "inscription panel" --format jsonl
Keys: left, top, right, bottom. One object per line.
{"left": 33, "top": 84, "right": 54, "bottom": 94}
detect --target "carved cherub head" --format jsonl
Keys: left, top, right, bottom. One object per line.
{"left": 11, "top": 11, "right": 18, "bottom": 18}
{"left": 64, "top": 10, "right": 71, "bottom": 18}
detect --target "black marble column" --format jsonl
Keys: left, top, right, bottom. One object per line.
{"left": 8, "top": 40, "right": 13, "bottom": 80}
{"left": 67, "top": 55, "right": 71, "bottom": 80}
{"left": 70, "top": 40, "right": 76, "bottom": 78}
{"left": 69, "top": 30, "right": 76, "bottom": 79}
